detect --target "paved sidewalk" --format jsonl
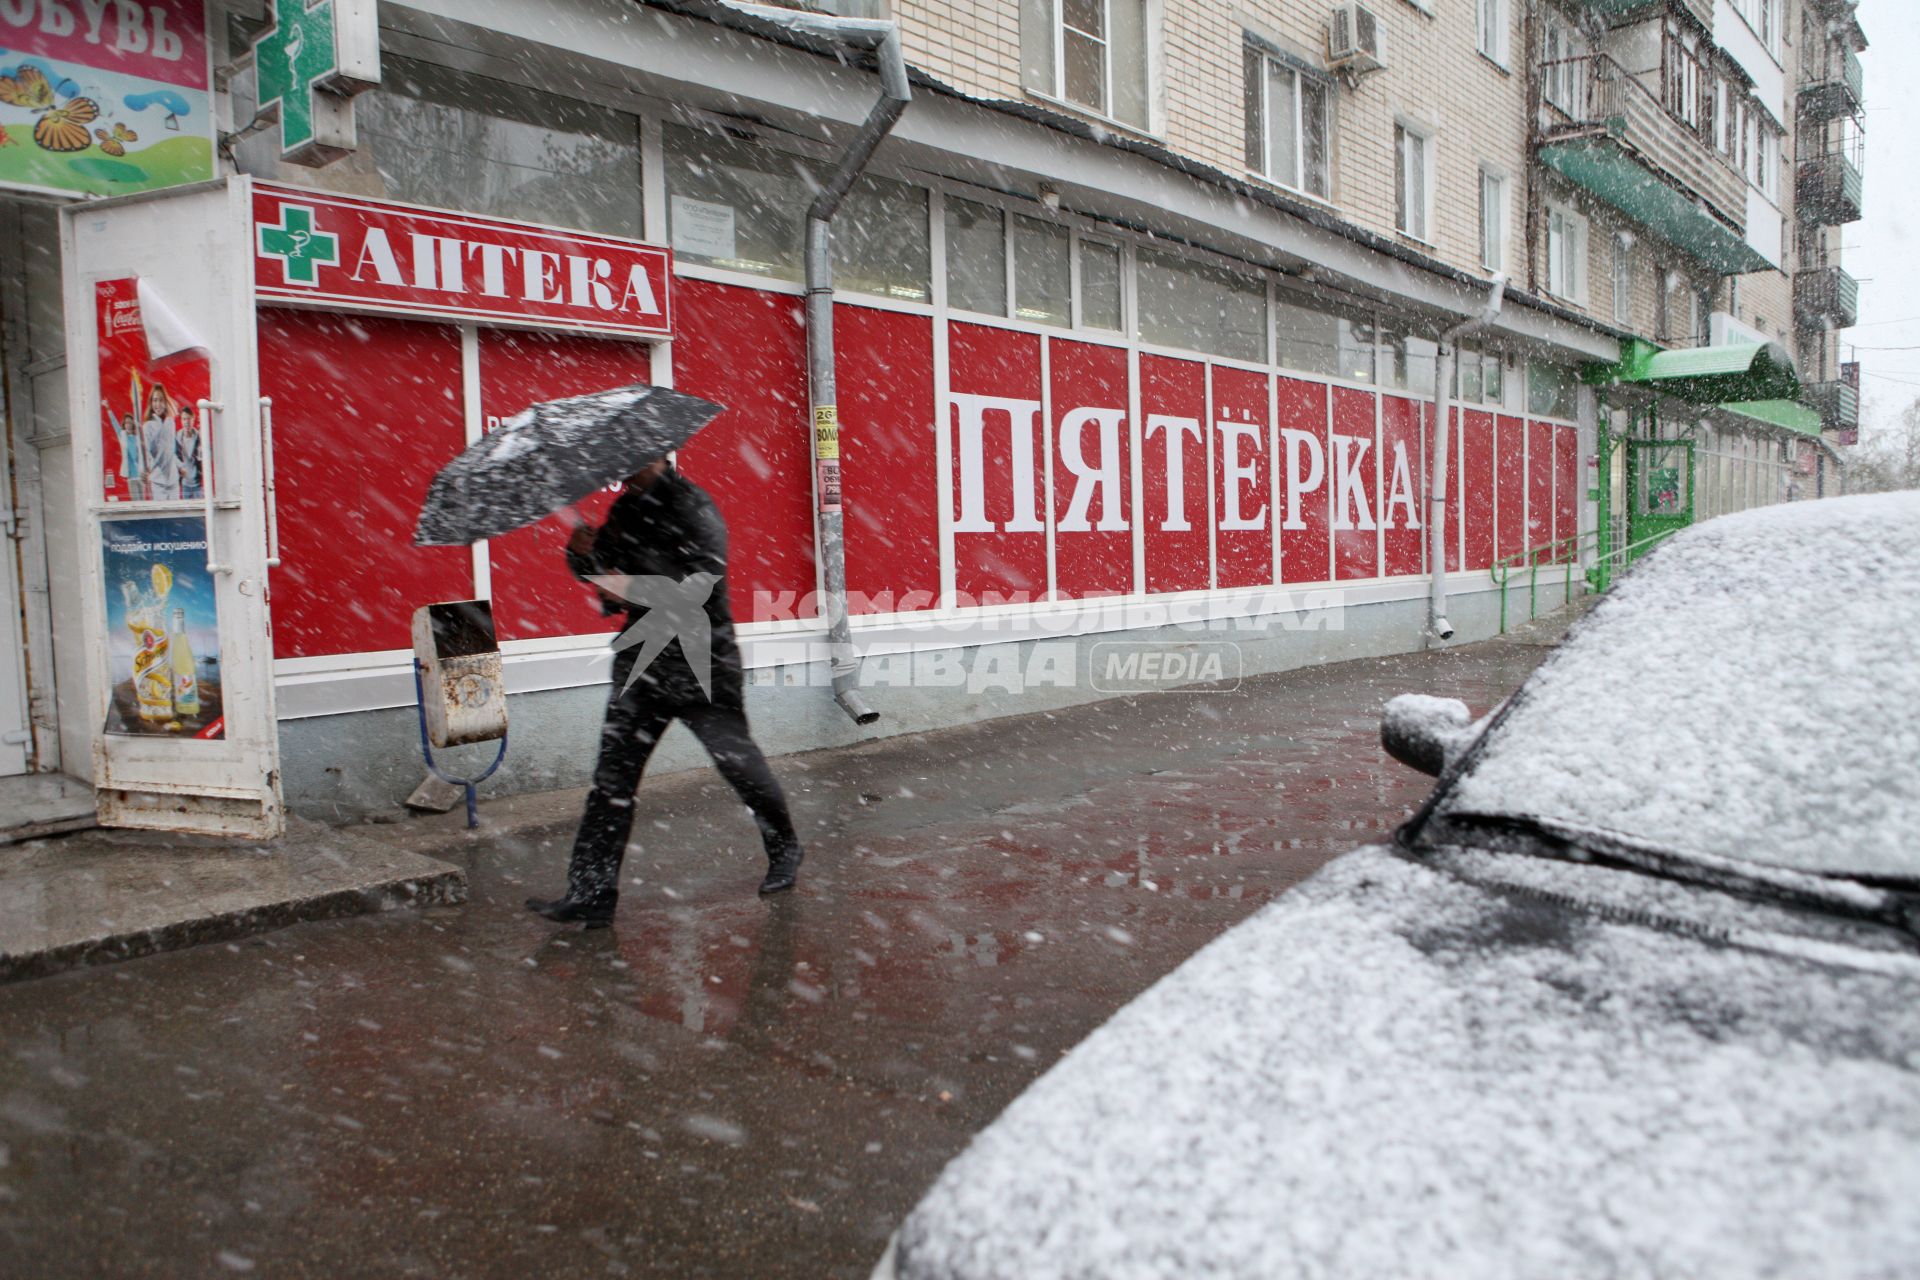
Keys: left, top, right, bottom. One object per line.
{"left": 0, "top": 627, "right": 1560, "bottom": 1279}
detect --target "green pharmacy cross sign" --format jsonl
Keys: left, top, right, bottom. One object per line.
{"left": 251, "top": 0, "right": 382, "bottom": 167}
{"left": 256, "top": 204, "right": 341, "bottom": 287}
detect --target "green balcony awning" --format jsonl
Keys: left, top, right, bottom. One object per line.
{"left": 1540, "top": 139, "right": 1773, "bottom": 275}
{"left": 1584, "top": 338, "right": 1802, "bottom": 403}
{"left": 1720, "top": 399, "right": 1824, "bottom": 437}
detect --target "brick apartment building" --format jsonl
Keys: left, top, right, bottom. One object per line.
{"left": 0, "top": 0, "right": 1868, "bottom": 829}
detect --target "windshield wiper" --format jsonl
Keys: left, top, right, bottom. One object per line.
{"left": 1422, "top": 810, "right": 1920, "bottom": 939}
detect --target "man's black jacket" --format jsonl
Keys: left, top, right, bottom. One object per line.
{"left": 566, "top": 467, "right": 745, "bottom": 710}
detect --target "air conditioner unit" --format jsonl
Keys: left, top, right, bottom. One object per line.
{"left": 1328, "top": 2, "right": 1387, "bottom": 76}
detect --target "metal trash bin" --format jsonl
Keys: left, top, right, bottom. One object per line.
{"left": 411, "top": 600, "right": 507, "bottom": 825}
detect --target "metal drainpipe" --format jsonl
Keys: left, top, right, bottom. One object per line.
{"left": 734, "top": 5, "right": 908, "bottom": 725}
{"left": 1428, "top": 275, "right": 1508, "bottom": 642}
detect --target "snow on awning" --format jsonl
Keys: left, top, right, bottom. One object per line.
{"left": 1718, "top": 399, "right": 1824, "bottom": 438}
{"left": 1539, "top": 139, "right": 1773, "bottom": 276}
{"left": 1584, "top": 338, "right": 1801, "bottom": 404}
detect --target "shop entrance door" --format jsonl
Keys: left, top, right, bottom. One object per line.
{"left": 62, "top": 184, "right": 283, "bottom": 837}
{"left": 1625, "top": 437, "right": 1694, "bottom": 560}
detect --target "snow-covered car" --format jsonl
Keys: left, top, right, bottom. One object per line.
{"left": 875, "top": 491, "right": 1920, "bottom": 1280}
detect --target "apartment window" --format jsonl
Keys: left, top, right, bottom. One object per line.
{"left": 1546, "top": 204, "right": 1587, "bottom": 303}
{"left": 1394, "top": 124, "right": 1432, "bottom": 243}
{"left": 1611, "top": 234, "right": 1632, "bottom": 327}
{"left": 1478, "top": 169, "right": 1506, "bottom": 272}
{"left": 1022, "top": 0, "right": 1152, "bottom": 131}
{"left": 1476, "top": 0, "right": 1508, "bottom": 66}
{"left": 1752, "top": 119, "right": 1780, "bottom": 201}
{"left": 1243, "top": 45, "right": 1330, "bottom": 199}
{"left": 1541, "top": 10, "right": 1590, "bottom": 116}
{"left": 1691, "top": 286, "right": 1712, "bottom": 347}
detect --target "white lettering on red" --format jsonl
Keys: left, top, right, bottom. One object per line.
{"left": 1145, "top": 414, "right": 1201, "bottom": 532}
{"left": 1215, "top": 419, "right": 1267, "bottom": 531}
{"left": 1056, "top": 407, "right": 1128, "bottom": 533}
{"left": 951, "top": 394, "right": 1044, "bottom": 534}
{"left": 1280, "top": 428, "right": 1324, "bottom": 531}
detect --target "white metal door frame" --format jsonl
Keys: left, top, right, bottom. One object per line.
{"left": 61, "top": 179, "right": 283, "bottom": 838}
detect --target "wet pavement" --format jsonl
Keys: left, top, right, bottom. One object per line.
{"left": 0, "top": 632, "right": 1554, "bottom": 1278}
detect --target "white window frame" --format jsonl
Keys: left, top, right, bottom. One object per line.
{"left": 1546, "top": 203, "right": 1588, "bottom": 305}
{"left": 1752, "top": 117, "right": 1780, "bottom": 201}
{"left": 1038, "top": 0, "right": 1156, "bottom": 133}
{"left": 1394, "top": 121, "right": 1434, "bottom": 244}
{"left": 1248, "top": 47, "right": 1331, "bottom": 199}
{"left": 1478, "top": 167, "right": 1507, "bottom": 273}
{"left": 1476, "top": 0, "right": 1509, "bottom": 67}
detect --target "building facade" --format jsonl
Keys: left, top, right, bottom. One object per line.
{"left": 0, "top": 0, "right": 1862, "bottom": 831}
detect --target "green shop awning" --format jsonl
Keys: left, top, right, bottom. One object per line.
{"left": 1539, "top": 139, "right": 1772, "bottom": 276}
{"left": 1720, "top": 399, "right": 1824, "bottom": 437}
{"left": 1584, "top": 338, "right": 1801, "bottom": 404}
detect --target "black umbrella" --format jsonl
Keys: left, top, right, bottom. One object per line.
{"left": 413, "top": 384, "right": 723, "bottom": 546}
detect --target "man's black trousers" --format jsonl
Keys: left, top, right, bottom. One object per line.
{"left": 565, "top": 684, "right": 799, "bottom": 905}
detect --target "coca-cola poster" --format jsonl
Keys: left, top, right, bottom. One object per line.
{"left": 95, "top": 276, "right": 212, "bottom": 504}
{"left": 99, "top": 514, "right": 224, "bottom": 739}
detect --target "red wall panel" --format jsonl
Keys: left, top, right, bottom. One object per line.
{"left": 836, "top": 304, "right": 940, "bottom": 614}
{"left": 1330, "top": 387, "right": 1379, "bottom": 581}
{"left": 1526, "top": 420, "right": 1554, "bottom": 553}
{"left": 477, "top": 328, "right": 649, "bottom": 642}
{"left": 260, "top": 308, "right": 471, "bottom": 659}
{"left": 1380, "top": 396, "right": 1424, "bottom": 578}
{"left": 1553, "top": 425, "right": 1579, "bottom": 562}
{"left": 1461, "top": 410, "right": 1497, "bottom": 571}
{"left": 1050, "top": 339, "right": 1134, "bottom": 597}
{"left": 1210, "top": 365, "right": 1274, "bottom": 589}
{"left": 1494, "top": 414, "right": 1527, "bottom": 561}
{"left": 1139, "top": 354, "right": 1209, "bottom": 594}
{"left": 948, "top": 322, "right": 1047, "bottom": 601}
{"left": 1276, "top": 376, "right": 1329, "bottom": 585}
{"left": 672, "top": 279, "right": 818, "bottom": 619}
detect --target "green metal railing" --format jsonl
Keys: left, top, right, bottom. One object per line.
{"left": 1491, "top": 526, "right": 1679, "bottom": 633}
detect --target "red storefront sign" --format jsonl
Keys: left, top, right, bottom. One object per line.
{"left": 251, "top": 183, "right": 672, "bottom": 337}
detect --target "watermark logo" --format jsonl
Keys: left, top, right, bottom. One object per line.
{"left": 1089, "top": 641, "right": 1243, "bottom": 693}
{"left": 589, "top": 573, "right": 718, "bottom": 697}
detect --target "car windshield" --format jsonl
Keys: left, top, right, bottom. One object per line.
{"left": 1435, "top": 492, "right": 1920, "bottom": 884}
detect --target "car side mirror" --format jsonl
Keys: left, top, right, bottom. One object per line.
{"left": 1381, "top": 694, "right": 1476, "bottom": 777}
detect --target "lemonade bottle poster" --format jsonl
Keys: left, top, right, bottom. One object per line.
{"left": 99, "top": 514, "right": 224, "bottom": 740}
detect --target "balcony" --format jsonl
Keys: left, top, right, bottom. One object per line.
{"left": 1794, "top": 265, "right": 1859, "bottom": 329}
{"left": 1799, "top": 48, "right": 1863, "bottom": 121}
{"left": 1803, "top": 380, "right": 1859, "bottom": 440}
{"left": 1537, "top": 53, "right": 1766, "bottom": 275}
{"left": 1797, "top": 151, "right": 1864, "bottom": 225}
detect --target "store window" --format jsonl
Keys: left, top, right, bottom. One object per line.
{"left": 1527, "top": 359, "right": 1580, "bottom": 420}
{"left": 835, "top": 176, "right": 932, "bottom": 302}
{"left": 1243, "top": 44, "right": 1331, "bottom": 199}
{"left": 945, "top": 197, "right": 1008, "bottom": 316}
{"left": 233, "top": 56, "right": 642, "bottom": 237}
{"left": 1456, "top": 346, "right": 1504, "bottom": 405}
{"left": 1382, "top": 330, "right": 1437, "bottom": 397}
{"left": 1274, "top": 294, "right": 1340, "bottom": 377}
{"left": 1079, "top": 238, "right": 1124, "bottom": 331}
{"left": 1022, "top": 0, "right": 1153, "bottom": 131}
{"left": 1395, "top": 124, "right": 1432, "bottom": 242}
{"left": 664, "top": 125, "right": 811, "bottom": 280}
{"left": 1137, "top": 247, "right": 1266, "bottom": 363}
{"left": 1014, "top": 215, "right": 1072, "bottom": 326}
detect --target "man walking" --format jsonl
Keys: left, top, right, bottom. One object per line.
{"left": 526, "top": 459, "right": 804, "bottom": 928}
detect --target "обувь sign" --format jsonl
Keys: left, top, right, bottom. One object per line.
{"left": 252, "top": 183, "right": 673, "bottom": 338}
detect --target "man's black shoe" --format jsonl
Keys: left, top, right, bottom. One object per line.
{"left": 524, "top": 895, "right": 617, "bottom": 928}
{"left": 758, "top": 847, "right": 804, "bottom": 896}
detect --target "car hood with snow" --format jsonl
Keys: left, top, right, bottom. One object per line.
{"left": 884, "top": 846, "right": 1920, "bottom": 1280}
